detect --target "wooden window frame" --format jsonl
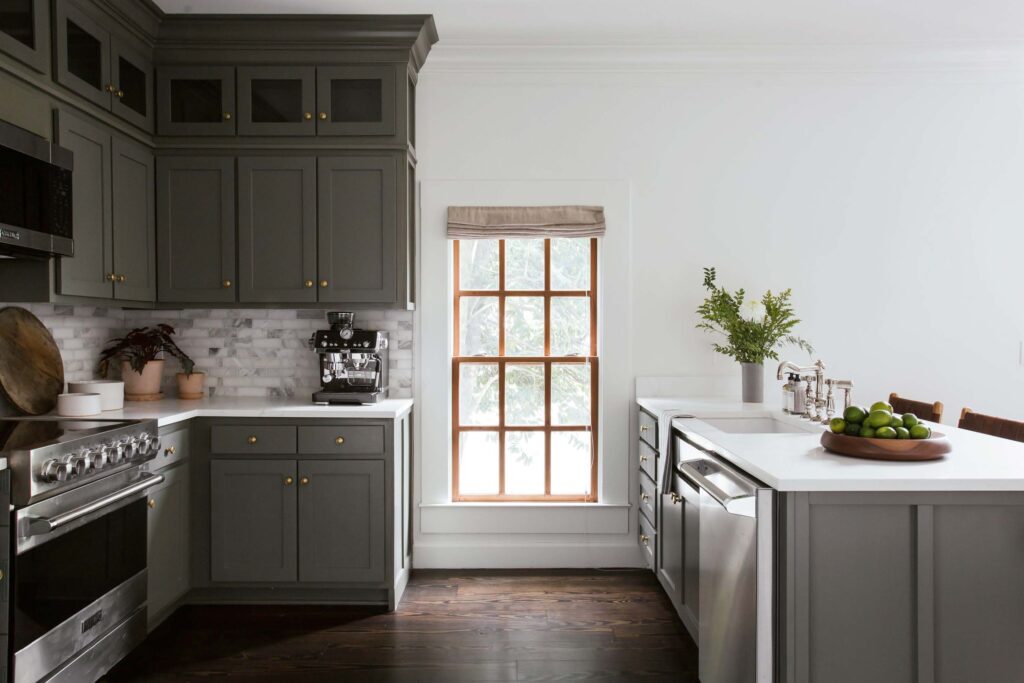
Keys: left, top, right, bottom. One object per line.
{"left": 452, "top": 238, "right": 599, "bottom": 502}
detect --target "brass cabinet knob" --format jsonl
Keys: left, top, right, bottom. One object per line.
{"left": 117, "top": 274, "right": 126, "bottom": 283}
{"left": 304, "top": 279, "right": 314, "bottom": 288}
{"left": 105, "top": 83, "right": 116, "bottom": 93}
{"left": 148, "top": 499, "right": 156, "bottom": 509}
{"left": 164, "top": 446, "right": 176, "bottom": 456}
{"left": 303, "top": 112, "right": 313, "bottom": 121}
{"left": 284, "top": 476, "right": 294, "bottom": 486}
{"left": 640, "top": 534, "right": 649, "bottom": 545}
{"left": 640, "top": 455, "right": 648, "bottom": 463}
{"left": 335, "top": 436, "right": 345, "bottom": 445}
{"left": 319, "top": 279, "right": 328, "bottom": 288}
{"left": 300, "top": 477, "right": 310, "bottom": 486}
{"left": 247, "top": 435, "right": 257, "bottom": 445}
{"left": 223, "top": 112, "right": 232, "bottom": 120}
{"left": 670, "top": 492, "right": 681, "bottom": 505}
{"left": 318, "top": 112, "right": 328, "bottom": 120}
{"left": 640, "top": 425, "right": 649, "bottom": 432}
{"left": 106, "top": 273, "right": 117, "bottom": 282}
{"left": 116, "top": 89, "right": 124, "bottom": 99}
{"left": 222, "top": 279, "right": 232, "bottom": 288}
{"left": 641, "top": 493, "right": 649, "bottom": 503}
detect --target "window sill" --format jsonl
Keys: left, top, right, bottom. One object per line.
{"left": 419, "top": 502, "right": 630, "bottom": 534}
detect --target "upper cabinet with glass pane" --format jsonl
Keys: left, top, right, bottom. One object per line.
{"left": 157, "top": 66, "right": 236, "bottom": 136}
{"left": 0, "top": 0, "right": 47, "bottom": 72}
{"left": 316, "top": 65, "right": 396, "bottom": 137}
{"left": 54, "top": 0, "right": 154, "bottom": 132}
{"left": 238, "top": 66, "right": 315, "bottom": 136}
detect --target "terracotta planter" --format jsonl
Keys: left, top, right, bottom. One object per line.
{"left": 121, "top": 359, "right": 164, "bottom": 400}
{"left": 176, "top": 371, "right": 206, "bottom": 400}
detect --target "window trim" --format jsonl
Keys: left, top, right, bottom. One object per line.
{"left": 451, "top": 238, "right": 599, "bottom": 502}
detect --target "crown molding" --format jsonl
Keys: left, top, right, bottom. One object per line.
{"left": 424, "top": 43, "right": 1024, "bottom": 75}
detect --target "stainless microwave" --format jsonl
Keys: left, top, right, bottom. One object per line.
{"left": 0, "top": 119, "right": 73, "bottom": 258}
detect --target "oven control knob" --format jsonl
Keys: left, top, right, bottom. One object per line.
{"left": 148, "top": 436, "right": 161, "bottom": 456}
{"left": 120, "top": 438, "right": 138, "bottom": 461}
{"left": 40, "top": 459, "right": 69, "bottom": 482}
{"left": 98, "top": 444, "right": 117, "bottom": 468}
{"left": 67, "top": 452, "right": 92, "bottom": 477}
{"left": 136, "top": 434, "right": 152, "bottom": 458}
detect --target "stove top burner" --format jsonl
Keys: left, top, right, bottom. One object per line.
{"left": 0, "top": 418, "right": 136, "bottom": 452}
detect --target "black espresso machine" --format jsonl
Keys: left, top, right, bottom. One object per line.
{"left": 309, "top": 312, "right": 389, "bottom": 404}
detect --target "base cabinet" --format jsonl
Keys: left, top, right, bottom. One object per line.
{"left": 146, "top": 462, "right": 190, "bottom": 626}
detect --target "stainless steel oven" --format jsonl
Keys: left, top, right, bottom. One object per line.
{"left": 2, "top": 418, "right": 162, "bottom": 683}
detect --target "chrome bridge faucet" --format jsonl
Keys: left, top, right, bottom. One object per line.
{"left": 776, "top": 359, "right": 853, "bottom": 423}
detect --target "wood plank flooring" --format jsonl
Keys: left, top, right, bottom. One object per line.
{"left": 103, "top": 569, "right": 698, "bottom": 682}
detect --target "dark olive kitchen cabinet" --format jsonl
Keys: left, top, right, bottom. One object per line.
{"left": 157, "top": 65, "right": 236, "bottom": 136}
{"left": 54, "top": 0, "right": 153, "bottom": 132}
{"left": 317, "top": 155, "right": 400, "bottom": 304}
{"left": 0, "top": 0, "right": 48, "bottom": 72}
{"left": 237, "top": 157, "right": 317, "bottom": 303}
{"left": 210, "top": 459, "right": 298, "bottom": 583}
{"left": 55, "top": 109, "right": 155, "bottom": 302}
{"left": 156, "top": 156, "right": 236, "bottom": 303}
{"left": 316, "top": 65, "right": 396, "bottom": 137}
{"left": 147, "top": 461, "right": 190, "bottom": 627}
{"left": 298, "top": 460, "right": 386, "bottom": 583}
{"left": 237, "top": 66, "right": 316, "bottom": 136}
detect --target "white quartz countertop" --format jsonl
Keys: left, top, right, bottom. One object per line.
{"left": 638, "top": 396, "right": 1024, "bottom": 492}
{"left": 68, "top": 397, "right": 414, "bottom": 428}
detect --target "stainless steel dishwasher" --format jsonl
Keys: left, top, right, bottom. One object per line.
{"left": 676, "top": 431, "right": 775, "bottom": 683}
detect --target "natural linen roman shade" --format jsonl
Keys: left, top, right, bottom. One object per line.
{"left": 447, "top": 205, "right": 606, "bottom": 239}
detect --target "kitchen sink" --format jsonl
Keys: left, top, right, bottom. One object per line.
{"left": 699, "top": 416, "right": 820, "bottom": 434}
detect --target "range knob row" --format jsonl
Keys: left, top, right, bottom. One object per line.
{"left": 39, "top": 433, "right": 161, "bottom": 483}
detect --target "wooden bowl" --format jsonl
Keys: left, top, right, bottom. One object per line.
{"left": 821, "top": 430, "right": 951, "bottom": 461}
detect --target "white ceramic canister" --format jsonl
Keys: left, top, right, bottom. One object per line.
{"left": 57, "top": 392, "right": 103, "bottom": 417}
{"left": 67, "top": 380, "right": 125, "bottom": 410}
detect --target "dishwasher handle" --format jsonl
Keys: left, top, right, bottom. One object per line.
{"left": 677, "top": 459, "right": 757, "bottom": 517}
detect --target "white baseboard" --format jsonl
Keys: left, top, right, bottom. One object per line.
{"left": 413, "top": 540, "right": 645, "bottom": 569}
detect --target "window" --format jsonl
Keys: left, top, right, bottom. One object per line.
{"left": 452, "top": 237, "right": 598, "bottom": 502}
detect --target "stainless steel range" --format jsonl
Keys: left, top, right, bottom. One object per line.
{"left": 1, "top": 417, "right": 163, "bottom": 683}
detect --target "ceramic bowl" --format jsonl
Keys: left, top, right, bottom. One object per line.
{"left": 67, "top": 380, "right": 124, "bottom": 411}
{"left": 56, "top": 392, "right": 103, "bottom": 417}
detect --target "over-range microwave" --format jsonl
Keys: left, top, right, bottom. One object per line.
{"left": 0, "top": 119, "right": 73, "bottom": 258}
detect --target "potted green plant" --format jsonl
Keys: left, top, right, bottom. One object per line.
{"left": 696, "top": 267, "right": 813, "bottom": 402}
{"left": 98, "top": 324, "right": 199, "bottom": 400}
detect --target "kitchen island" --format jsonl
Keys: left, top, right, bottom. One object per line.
{"left": 638, "top": 397, "right": 1024, "bottom": 683}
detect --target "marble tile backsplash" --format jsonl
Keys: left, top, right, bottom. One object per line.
{"left": 0, "top": 304, "right": 412, "bottom": 400}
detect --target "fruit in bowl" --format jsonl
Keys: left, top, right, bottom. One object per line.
{"left": 829, "top": 400, "right": 933, "bottom": 440}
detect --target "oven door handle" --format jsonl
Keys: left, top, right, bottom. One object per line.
{"left": 26, "top": 473, "right": 165, "bottom": 536}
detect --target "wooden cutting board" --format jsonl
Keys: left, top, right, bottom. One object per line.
{"left": 0, "top": 306, "right": 65, "bottom": 415}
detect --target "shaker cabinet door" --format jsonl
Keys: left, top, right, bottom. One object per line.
{"left": 298, "top": 459, "right": 386, "bottom": 583}
{"left": 111, "top": 138, "right": 156, "bottom": 302}
{"left": 147, "top": 462, "right": 190, "bottom": 626}
{"left": 157, "top": 157, "right": 236, "bottom": 303}
{"left": 53, "top": 0, "right": 111, "bottom": 109}
{"left": 238, "top": 157, "right": 317, "bottom": 303}
{"left": 55, "top": 110, "right": 113, "bottom": 299}
{"left": 0, "top": 0, "right": 47, "bottom": 72}
{"left": 110, "top": 37, "right": 153, "bottom": 132}
{"left": 316, "top": 155, "right": 398, "bottom": 304}
{"left": 157, "top": 65, "right": 236, "bottom": 136}
{"left": 315, "top": 65, "right": 396, "bottom": 137}
{"left": 238, "top": 66, "right": 315, "bottom": 137}
{"left": 210, "top": 459, "right": 297, "bottom": 583}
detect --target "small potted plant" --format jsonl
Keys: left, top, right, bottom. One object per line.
{"left": 98, "top": 324, "right": 201, "bottom": 401}
{"left": 696, "top": 267, "right": 813, "bottom": 402}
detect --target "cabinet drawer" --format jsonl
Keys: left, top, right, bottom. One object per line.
{"left": 639, "top": 513, "right": 656, "bottom": 569}
{"left": 639, "top": 410, "right": 658, "bottom": 449}
{"left": 639, "top": 471, "right": 657, "bottom": 526}
{"left": 211, "top": 425, "right": 297, "bottom": 454}
{"left": 298, "top": 425, "right": 385, "bottom": 455}
{"left": 639, "top": 439, "right": 658, "bottom": 481}
{"left": 155, "top": 426, "right": 189, "bottom": 470}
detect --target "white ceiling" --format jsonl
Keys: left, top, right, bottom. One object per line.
{"left": 152, "top": 0, "right": 1024, "bottom": 46}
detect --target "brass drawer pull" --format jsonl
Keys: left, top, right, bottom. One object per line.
{"left": 247, "top": 435, "right": 257, "bottom": 445}
{"left": 222, "top": 279, "right": 233, "bottom": 288}
{"left": 223, "top": 112, "right": 232, "bottom": 120}
{"left": 319, "top": 279, "right": 328, "bottom": 288}
{"left": 164, "top": 446, "right": 176, "bottom": 456}
{"left": 304, "top": 112, "right": 313, "bottom": 121}
{"left": 300, "top": 477, "right": 310, "bottom": 486}
{"left": 639, "top": 534, "right": 649, "bottom": 545}
{"left": 116, "top": 89, "right": 124, "bottom": 99}
{"left": 318, "top": 112, "right": 328, "bottom": 120}
{"left": 304, "top": 279, "right": 314, "bottom": 288}
{"left": 148, "top": 499, "right": 156, "bottom": 509}
{"left": 335, "top": 436, "right": 345, "bottom": 446}
{"left": 117, "top": 274, "right": 126, "bottom": 283}
{"left": 284, "top": 476, "right": 294, "bottom": 486}
{"left": 106, "top": 273, "right": 117, "bottom": 282}
{"left": 105, "top": 83, "right": 116, "bottom": 93}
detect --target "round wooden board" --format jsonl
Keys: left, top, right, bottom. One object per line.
{"left": 0, "top": 306, "right": 64, "bottom": 415}
{"left": 821, "top": 430, "right": 951, "bottom": 461}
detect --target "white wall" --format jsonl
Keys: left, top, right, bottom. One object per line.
{"left": 413, "top": 45, "right": 1024, "bottom": 566}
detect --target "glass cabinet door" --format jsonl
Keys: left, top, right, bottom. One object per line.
{"left": 238, "top": 66, "right": 315, "bottom": 136}
{"left": 316, "top": 66, "right": 396, "bottom": 137}
{"left": 0, "top": 0, "right": 47, "bottom": 72}
{"left": 111, "top": 39, "right": 153, "bottom": 132}
{"left": 157, "top": 66, "right": 236, "bottom": 136}
{"left": 54, "top": 0, "right": 112, "bottom": 109}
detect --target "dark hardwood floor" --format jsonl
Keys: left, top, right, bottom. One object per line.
{"left": 103, "top": 570, "right": 698, "bottom": 682}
